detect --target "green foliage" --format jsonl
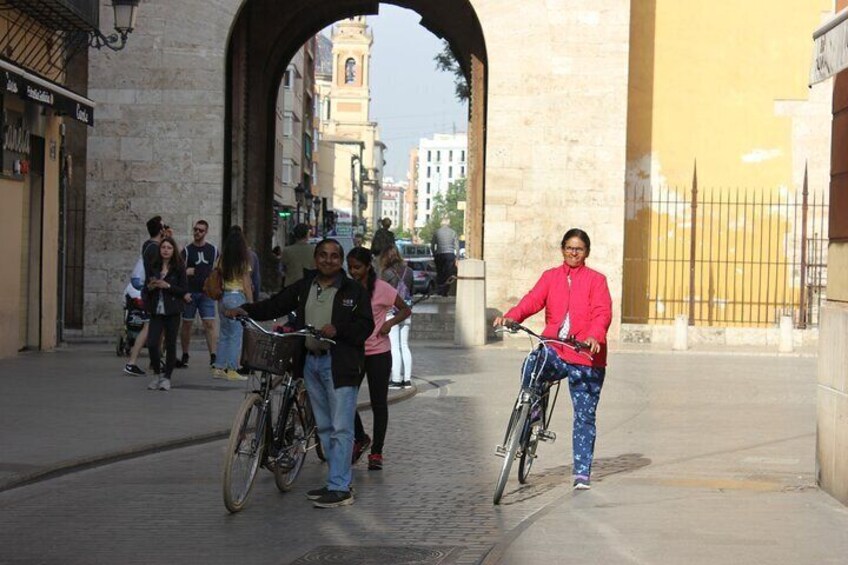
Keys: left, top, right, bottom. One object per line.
{"left": 418, "top": 178, "right": 466, "bottom": 244}
{"left": 434, "top": 40, "right": 470, "bottom": 102}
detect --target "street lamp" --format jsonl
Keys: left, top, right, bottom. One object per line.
{"left": 89, "top": 1, "right": 140, "bottom": 51}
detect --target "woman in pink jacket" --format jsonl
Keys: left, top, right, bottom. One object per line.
{"left": 494, "top": 228, "right": 612, "bottom": 490}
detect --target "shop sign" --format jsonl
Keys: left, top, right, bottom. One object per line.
{"left": 810, "top": 9, "right": 848, "bottom": 86}
{"left": 0, "top": 66, "right": 95, "bottom": 126}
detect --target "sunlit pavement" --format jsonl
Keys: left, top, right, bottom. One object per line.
{"left": 1, "top": 343, "right": 847, "bottom": 564}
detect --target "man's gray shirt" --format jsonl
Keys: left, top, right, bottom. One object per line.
{"left": 431, "top": 226, "right": 458, "bottom": 255}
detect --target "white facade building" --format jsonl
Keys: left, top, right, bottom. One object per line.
{"left": 415, "top": 133, "right": 467, "bottom": 228}
{"left": 380, "top": 178, "right": 407, "bottom": 231}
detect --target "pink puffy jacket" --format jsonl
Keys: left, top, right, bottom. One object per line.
{"left": 504, "top": 263, "right": 612, "bottom": 367}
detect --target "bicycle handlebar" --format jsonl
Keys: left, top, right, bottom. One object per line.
{"left": 236, "top": 316, "right": 336, "bottom": 345}
{"left": 496, "top": 321, "right": 594, "bottom": 359}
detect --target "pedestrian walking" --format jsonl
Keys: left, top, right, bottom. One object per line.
{"left": 211, "top": 228, "right": 253, "bottom": 381}
{"left": 431, "top": 218, "right": 458, "bottom": 296}
{"left": 380, "top": 245, "right": 414, "bottom": 389}
{"left": 493, "top": 228, "right": 612, "bottom": 490}
{"left": 370, "top": 217, "right": 395, "bottom": 266}
{"left": 348, "top": 247, "right": 411, "bottom": 471}
{"left": 124, "top": 215, "right": 166, "bottom": 376}
{"left": 177, "top": 220, "right": 219, "bottom": 369}
{"left": 142, "top": 237, "right": 189, "bottom": 391}
{"left": 226, "top": 238, "right": 374, "bottom": 508}
{"left": 280, "top": 223, "right": 316, "bottom": 288}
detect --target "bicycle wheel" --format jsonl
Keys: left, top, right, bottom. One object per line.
{"left": 273, "top": 401, "right": 308, "bottom": 492}
{"left": 301, "top": 389, "right": 325, "bottom": 462}
{"left": 518, "top": 418, "right": 540, "bottom": 484}
{"left": 222, "top": 393, "right": 268, "bottom": 513}
{"left": 493, "top": 402, "right": 529, "bottom": 505}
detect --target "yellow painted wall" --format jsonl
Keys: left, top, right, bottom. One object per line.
{"left": 0, "top": 178, "right": 25, "bottom": 358}
{"left": 624, "top": 0, "right": 832, "bottom": 326}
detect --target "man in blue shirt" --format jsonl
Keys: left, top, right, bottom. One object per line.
{"left": 177, "top": 220, "right": 219, "bottom": 368}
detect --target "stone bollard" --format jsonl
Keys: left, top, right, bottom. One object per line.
{"left": 454, "top": 259, "right": 487, "bottom": 347}
{"left": 778, "top": 315, "right": 794, "bottom": 353}
{"left": 673, "top": 314, "right": 689, "bottom": 351}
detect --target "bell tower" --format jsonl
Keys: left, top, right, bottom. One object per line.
{"left": 330, "top": 16, "right": 372, "bottom": 125}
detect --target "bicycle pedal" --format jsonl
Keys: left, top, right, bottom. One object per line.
{"left": 538, "top": 430, "right": 557, "bottom": 442}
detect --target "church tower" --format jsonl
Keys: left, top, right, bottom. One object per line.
{"left": 329, "top": 17, "right": 372, "bottom": 126}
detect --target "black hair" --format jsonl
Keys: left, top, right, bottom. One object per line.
{"left": 195, "top": 219, "right": 209, "bottom": 229}
{"left": 220, "top": 229, "right": 250, "bottom": 282}
{"left": 151, "top": 236, "right": 185, "bottom": 273}
{"left": 146, "top": 216, "right": 163, "bottom": 238}
{"left": 347, "top": 246, "right": 376, "bottom": 297}
{"left": 292, "top": 223, "right": 310, "bottom": 240}
{"left": 314, "top": 238, "right": 343, "bottom": 258}
{"left": 561, "top": 228, "right": 591, "bottom": 253}
{"left": 272, "top": 245, "right": 282, "bottom": 254}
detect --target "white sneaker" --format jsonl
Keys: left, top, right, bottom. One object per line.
{"left": 225, "top": 369, "right": 248, "bottom": 381}
{"left": 147, "top": 377, "right": 161, "bottom": 390}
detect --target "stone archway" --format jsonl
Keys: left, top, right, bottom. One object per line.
{"left": 224, "top": 0, "right": 488, "bottom": 280}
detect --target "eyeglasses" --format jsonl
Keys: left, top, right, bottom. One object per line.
{"left": 193, "top": 228, "right": 206, "bottom": 233}
{"left": 564, "top": 246, "right": 587, "bottom": 254}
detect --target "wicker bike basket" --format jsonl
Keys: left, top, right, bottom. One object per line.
{"left": 240, "top": 325, "right": 300, "bottom": 375}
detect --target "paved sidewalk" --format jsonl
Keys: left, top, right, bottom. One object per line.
{"left": 0, "top": 344, "right": 413, "bottom": 491}
{"left": 2, "top": 341, "right": 848, "bottom": 564}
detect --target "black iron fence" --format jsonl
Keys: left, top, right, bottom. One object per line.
{"left": 622, "top": 172, "right": 828, "bottom": 328}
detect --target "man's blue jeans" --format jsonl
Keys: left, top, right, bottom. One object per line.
{"left": 303, "top": 352, "right": 358, "bottom": 492}
{"left": 522, "top": 345, "right": 606, "bottom": 478}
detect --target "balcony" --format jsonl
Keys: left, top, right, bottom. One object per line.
{"left": 5, "top": 0, "right": 99, "bottom": 31}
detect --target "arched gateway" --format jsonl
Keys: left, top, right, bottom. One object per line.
{"left": 224, "top": 0, "right": 488, "bottom": 278}
{"left": 85, "top": 1, "right": 631, "bottom": 337}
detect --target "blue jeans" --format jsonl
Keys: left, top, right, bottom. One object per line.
{"left": 303, "top": 352, "right": 358, "bottom": 492}
{"left": 214, "top": 291, "right": 245, "bottom": 369}
{"left": 522, "top": 345, "right": 606, "bottom": 478}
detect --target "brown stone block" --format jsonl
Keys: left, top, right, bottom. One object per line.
{"left": 829, "top": 174, "right": 848, "bottom": 239}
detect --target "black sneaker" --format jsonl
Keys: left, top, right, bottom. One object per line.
{"left": 210, "top": 353, "right": 216, "bottom": 366}
{"left": 236, "top": 366, "right": 252, "bottom": 376}
{"left": 306, "top": 487, "right": 329, "bottom": 501}
{"left": 402, "top": 380, "right": 413, "bottom": 389}
{"left": 573, "top": 476, "right": 591, "bottom": 490}
{"left": 175, "top": 353, "right": 189, "bottom": 368}
{"left": 388, "top": 382, "right": 403, "bottom": 390}
{"left": 124, "top": 364, "right": 145, "bottom": 376}
{"left": 312, "top": 490, "right": 353, "bottom": 508}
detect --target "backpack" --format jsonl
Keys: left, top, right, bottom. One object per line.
{"left": 203, "top": 267, "right": 224, "bottom": 300}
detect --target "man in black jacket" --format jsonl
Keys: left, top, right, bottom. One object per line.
{"left": 226, "top": 238, "right": 373, "bottom": 508}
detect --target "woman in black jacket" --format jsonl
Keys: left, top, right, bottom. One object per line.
{"left": 143, "top": 236, "right": 189, "bottom": 391}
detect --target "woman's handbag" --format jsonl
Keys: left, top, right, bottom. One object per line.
{"left": 203, "top": 267, "right": 224, "bottom": 300}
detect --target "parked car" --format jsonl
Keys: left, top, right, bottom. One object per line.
{"left": 407, "top": 258, "right": 437, "bottom": 295}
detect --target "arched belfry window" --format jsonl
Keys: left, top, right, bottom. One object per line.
{"left": 344, "top": 57, "right": 356, "bottom": 84}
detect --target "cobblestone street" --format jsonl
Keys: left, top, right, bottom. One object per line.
{"left": 2, "top": 344, "right": 848, "bottom": 564}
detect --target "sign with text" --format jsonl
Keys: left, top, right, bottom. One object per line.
{"left": 810, "top": 9, "right": 848, "bottom": 86}
{"left": 1, "top": 66, "right": 95, "bottom": 126}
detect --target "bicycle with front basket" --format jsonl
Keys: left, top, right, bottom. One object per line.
{"left": 492, "top": 321, "right": 592, "bottom": 505}
{"left": 221, "top": 317, "right": 332, "bottom": 513}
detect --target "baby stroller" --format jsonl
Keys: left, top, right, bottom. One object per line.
{"left": 116, "top": 293, "right": 147, "bottom": 357}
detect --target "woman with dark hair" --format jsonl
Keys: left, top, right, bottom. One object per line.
{"left": 212, "top": 228, "right": 254, "bottom": 380}
{"left": 380, "top": 245, "right": 414, "bottom": 389}
{"left": 493, "top": 228, "right": 612, "bottom": 490}
{"left": 143, "top": 236, "right": 189, "bottom": 391}
{"left": 347, "top": 246, "right": 411, "bottom": 470}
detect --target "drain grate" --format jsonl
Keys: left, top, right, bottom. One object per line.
{"left": 290, "top": 545, "right": 464, "bottom": 564}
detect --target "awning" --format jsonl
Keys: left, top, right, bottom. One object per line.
{"left": 810, "top": 9, "right": 848, "bottom": 86}
{"left": 0, "top": 58, "right": 95, "bottom": 126}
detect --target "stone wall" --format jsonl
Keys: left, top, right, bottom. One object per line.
{"left": 85, "top": 0, "right": 631, "bottom": 337}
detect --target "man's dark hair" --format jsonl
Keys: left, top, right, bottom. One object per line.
{"left": 292, "top": 223, "right": 310, "bottom": 241}
{"left": 195, "top": 219, "right": 209, "bottom": 229}
{"left": 146, "top": 216, "right": 163, "bottom": 238}
{"left": 314, "top": 238, "right": 343, "bottom": 258}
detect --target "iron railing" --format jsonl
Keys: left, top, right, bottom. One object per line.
{"left": 623, "top": 169, "right": 828, "bottom": 328}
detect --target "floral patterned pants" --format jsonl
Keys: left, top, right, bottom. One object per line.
{"left": 521, "top": 345, "right": 606, "bottom": 477}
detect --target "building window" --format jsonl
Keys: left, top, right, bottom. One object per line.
{"left": 436, "top": 166, "right": 440, "bottom": 175}
{"left": 448, "top": 166, "right": 453, "bottom": 178}
{"left": 323, "top": 98, "right": 331, "bottom": 120}
{"left": 426, "top": 182, "right": 431, "bottom": 194}
{"left": 345, "top": 58, "right": 356, "bottom": 84}
{"left": 461, "top": 150, "right": 466, "bottom": 162}
{"left": 427, "top": 166, "right": 431, "bottom": 178}
{"left": 284, "top": 68, "right": 293, "bottom": 89}
{"left": 426, "top": 198, "right": 431, "bottom": 210}
{"left": 283, "top": 113, "right": 293, "bottom": 137}
{"left": 449, "top": 150, "right": 453, "bottom": 161}
{"left": 427, "top": 150, "right": 431, "bottom": 161}
{"left": 436, "top": 150, "right": 441, "bottom": 162}
{"left": 460, "top": 166, "right": 466, "bottom": 177}
{"left": 282, "top": 160, "right": 293, "bottom": 185}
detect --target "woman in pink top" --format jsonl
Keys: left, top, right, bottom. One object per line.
{"left": 347, "top": 247, "right": 411, "bottom": 470}
{"left": 494, "top": 228, "right": 612, "bottom": 490}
